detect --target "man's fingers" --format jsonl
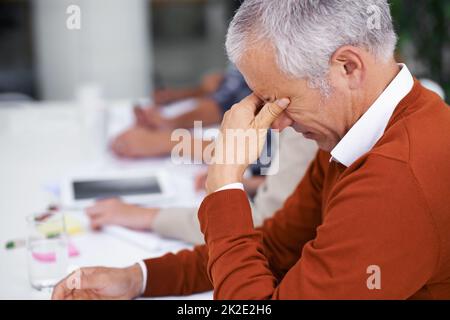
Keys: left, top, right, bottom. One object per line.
{"left": 52, "top": 267, "right": 107, "bottom": 300}
{"left": 255, "top": 98, "right": 290, "bottom": 128}
{"left": 242, "top": 93, "right": 263, "bottom": 105}
{"left": 76, "top": 268, "right": 107, "bottom": 291}
{"left": 239, "top": 93, "right": 264, "bottom": 113}
{"left": 71, "top": 289, "right": 104, "bottom": 300}
{"left": 52, "top": 278, "right": 73, "bottom": 300}
{"left": 67, "top": 267, "right": 106, "bottom": 291}
{"left": 52, "top": 268, "right": 88, "bottom": 300}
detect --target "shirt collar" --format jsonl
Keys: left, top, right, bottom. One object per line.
{"left": 330, "top": 64, "right": 414, "bottom": 167}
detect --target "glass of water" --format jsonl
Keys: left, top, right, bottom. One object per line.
{"left": 26, "top": 211, "right": 69, "bottom": 290}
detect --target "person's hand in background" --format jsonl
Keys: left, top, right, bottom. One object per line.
{"left": 52, "top": 264, "right": 143, "bottom": 300}
{"left": 194, "top": 170, "right": 208, "bottom": 192}
{"left": 153, "top": 88, "right": 188, "bottom": 105}
{"left": 111, "top": 127, "right": 174, "bottom": 158}
{"left": 86, "top": 198, "right": 159, "bottom": 231}
{"left": 153, "top": 71, "right": 224, "bottom": 105}
{"left": 134, "top": 105, "right": 152, "bottom": 127}
{"left": 133, "top": 106, "right": 174, "bottom": 130}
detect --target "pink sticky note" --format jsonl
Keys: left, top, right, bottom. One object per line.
{"left": 31, "top": 242, "right": 79, "bottom": 263}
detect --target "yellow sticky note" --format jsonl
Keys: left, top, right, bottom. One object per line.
{"left": 37, "top": 214, "right": 84, "bottom": 236}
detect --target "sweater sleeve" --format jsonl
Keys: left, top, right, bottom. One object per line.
{"left": 142, "top": 244, "right": 212, "bottom": 297}
{"left": 198, "top": 155, "right": 439, "bottom": 299}
{"left": 140, "top": 150, "right": 324, "bottom": 297}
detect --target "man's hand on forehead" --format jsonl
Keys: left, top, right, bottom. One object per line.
{"left": 238, "top": 93, "right": 289, "bottom": 122}
{"left": 205, "top": 93, "right": 290, "bottom": 193}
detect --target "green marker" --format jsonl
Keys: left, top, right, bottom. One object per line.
{"left": 5, "top": 239, "right": 26, "bottom": 250}
{"left": 46, "top": 232, "right": 61, "bottom": 239}
{"left": 5, "top": 233, "right": 62, "bottom": 249}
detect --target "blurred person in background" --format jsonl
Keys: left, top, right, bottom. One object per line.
{"left": 111, "top": 64, "right": 272, "bottom": 197}
{"left": 111, "top": 64, "right": 251, "bottom": 158}
{"left": 152, "top": 71, "right": 224, "bottom": 106}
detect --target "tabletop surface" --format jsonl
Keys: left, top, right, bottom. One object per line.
{"left": 0, "top": 100, "right": 213, "bottom": 300}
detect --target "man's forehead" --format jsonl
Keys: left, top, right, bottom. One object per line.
{"left": 242, "top": 72, "right": 285, "bottom": 102}
{"left": 241, "top": 72, "right": 267, "bottom": 95}
{"left": 237, "top": 67, "right": 277, "bottom": 100}
{"left": 236, "top": 47, "right": 288, "bottom": 98}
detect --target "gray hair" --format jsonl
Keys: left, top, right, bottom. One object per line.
{"left": 226, "top": 0, "right": 398, "bottom": 92}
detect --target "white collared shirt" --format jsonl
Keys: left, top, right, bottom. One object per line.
{"left": 330, "top": 64, "right": 414, "bottom": 167}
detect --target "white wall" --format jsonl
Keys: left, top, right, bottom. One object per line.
{"left": 33, "top": 0, "right": 153, "bottom": 101}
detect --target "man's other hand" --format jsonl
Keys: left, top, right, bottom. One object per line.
{"left": 51, "top": 264, "right": 143, "bottom": 300}
{"left": 86, "top": 198, "right": 158, "bottom": 231}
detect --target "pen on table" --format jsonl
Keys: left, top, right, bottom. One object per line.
{"left": 5, "top": 204, "right": 81, "bottom": 250}
{"left": 5, "top": 239, "right": 26, "bottom": 250}
{"left": 5, "top": 233, "right": 61, "bottom": 250}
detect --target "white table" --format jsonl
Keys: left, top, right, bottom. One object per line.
{"left": 0, "top": 101, "right": 213, "bottom": 300}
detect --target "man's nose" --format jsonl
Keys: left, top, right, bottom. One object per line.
{"left": 271, "top": 112, "right": 293, "bottom": 131}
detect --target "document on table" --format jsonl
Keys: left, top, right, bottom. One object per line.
{"left": 102, "top": 225, "right": 192, "bottom": 256}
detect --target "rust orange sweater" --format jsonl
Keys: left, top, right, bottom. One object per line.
{"left": 144, "top": 81, "right": 450, "bottom": 299}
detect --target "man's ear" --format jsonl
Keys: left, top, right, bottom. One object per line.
{"left": 330, "top": 46, "right": 365, "bottom": 90}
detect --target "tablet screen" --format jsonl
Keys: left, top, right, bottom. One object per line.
{"left": 73, "top": 176, "right": 162, "bottom": 200}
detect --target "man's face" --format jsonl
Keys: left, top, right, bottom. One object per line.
{"left": 237, "top": 47, "right": 351, "bottom": 152}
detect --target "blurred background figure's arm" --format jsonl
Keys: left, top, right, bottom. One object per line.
{"left": 153, "top": 71, "right": 224, "bottom": 105}
{"left": 136, "top": 64, "right": 252, "bottom": 131}
{"left": 111, "top": 128, "right": 214, "bottom": 160}
{"left": 135, "top": 97, "right": 223, "bottom": 130}
{"left": 111, "top": 65, "right": 251, "bottom": 159}
{"left": 165, "top": 65, "right": 252, "bottom": 129}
